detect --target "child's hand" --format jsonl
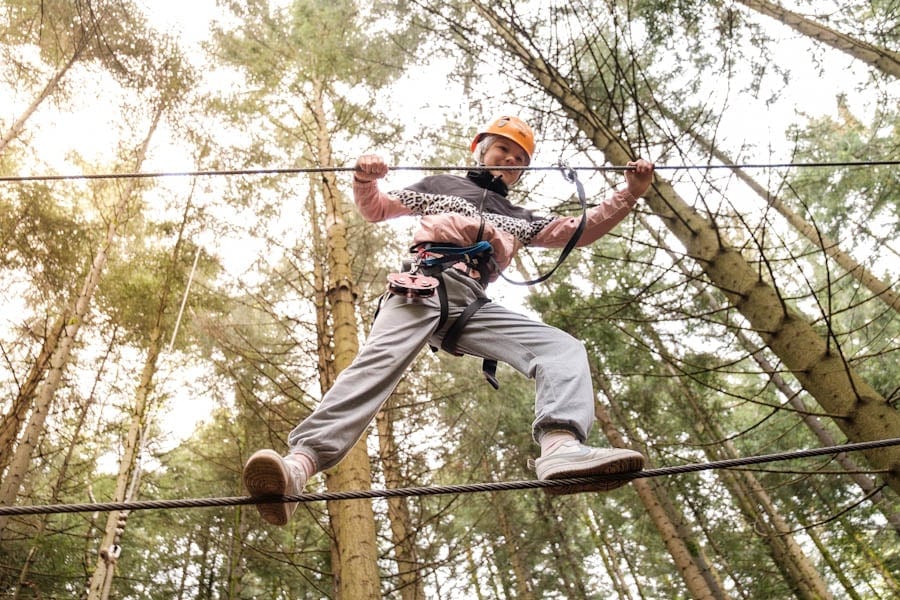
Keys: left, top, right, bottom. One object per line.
{"left": 625, "top": 159, "right": 654, "bottom": 198}
{"left": 354, "top": 154, "right": 389, "bottom": 182}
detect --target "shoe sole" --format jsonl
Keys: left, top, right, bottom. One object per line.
{"left": 242, "top": 449, "right": 295, "bottom": 526}
{"left": 541, "top": 451, "right": 645, "bottom": 496}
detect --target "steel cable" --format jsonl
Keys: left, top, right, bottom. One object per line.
{"left": 1, "top": 160, "right": 897, "bottom": 183}
{"left": 1, "top": 438, "right": 897, "bottom": 517}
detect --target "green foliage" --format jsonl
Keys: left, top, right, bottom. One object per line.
{"left": 521, "top": 198, "right": 898, "bottom": 597}
{"left": 0, "top": 183, "right": 94, "bottom": 299}
{"left": 787, "top": 99, "right": 899, "bottom": 244}
{"left": 98, "top": 235, "right": 226, "bottom": 349}
{"left": 1, "top": 0, "right": 156, "bottom": 82}
{"left": 210, "top": 0, "right": 417, "bottom": 150}
{"left": 110, "top": 413, "right": 334, "bottom": 599}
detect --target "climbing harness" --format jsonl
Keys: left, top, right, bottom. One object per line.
{"left": 381, "top": 165, "right": 588, "bottom": 389}
{"left": 386, "top": 271, "right": 440, "bottom": 299}
{"left": 385, "top": 241, "right": 493, "bottom": 299}
{"left": 384, "top": 239, "right": 501, "bottom": 388}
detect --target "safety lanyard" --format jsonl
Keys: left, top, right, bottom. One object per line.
{"left": 500, "top": 165, "right": 587, "bottom": 286}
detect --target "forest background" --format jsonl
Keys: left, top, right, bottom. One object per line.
{"left": 0, "top": 0, "right": 898, "bottom": 598}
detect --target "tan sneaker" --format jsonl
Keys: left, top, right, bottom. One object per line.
{"left": 532, "top": 441, "right": 644, "bottom": 495}
{"left": 243, "top": 449, "right": 307, "bottom": 525}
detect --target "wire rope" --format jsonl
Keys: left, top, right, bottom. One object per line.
{"left": 1, "top": 438, "right": 897, "bottom": 517}
{"left": 1, "top": 160, "right": 897, "bottom": 183}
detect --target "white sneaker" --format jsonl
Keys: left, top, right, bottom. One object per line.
{"left": 243, "top": 449, "right": 307, "bottom": 525}
{"left": 532, "top": 441, "right": 644, "bottom": 495}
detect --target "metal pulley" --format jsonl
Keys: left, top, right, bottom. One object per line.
{"left": 387, "top": 272, "right": 440, "bottom": 299}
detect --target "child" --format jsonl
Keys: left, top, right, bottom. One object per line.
{"left": 243, "top": 116, "right": 655, "bottom": 525}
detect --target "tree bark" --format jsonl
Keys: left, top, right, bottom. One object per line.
{"left": 0, "top": 312, "right": 68, "bottom": 475}
{"left": 593, "top": 380, "right": 731, "bottom": 600}
{"left": 584, "top": 513, "right": 636, "bottom": 600}
{"left": 492, "top": 492, "right": 537, "bottom": 600}
{"left": 0, "top": 38, "right": 86, "bottom": 154}
{"left": 796, "top": 511, "right": 864, "bottom": 600}
{"left": 311, "top": 79, "right": 382, "bottom": 599}
{"left": 12, "top": 325, "right": 118, "bottom": 597}
{"left": 85, "top": 327, "right": 162, "bottom": 599}
{"left": 537, "top": 498, "right": 592, "bottom": 598}
{"left": 87, "top": 103, "right": 182, "bottom": 597}
{"left": 375, "top": 391, "right": 425, "bottom": 600}
{"left": 464, "top": 545, "right": 487, "bottom": 600}
{"left": 0, "top": 103, "right": 154, "bottom": 533}
{"left": 630, "top": 313, "right": 835, "bottom": 599}
{"left": 638, "top": 212, "right": 900, "bottom": 535}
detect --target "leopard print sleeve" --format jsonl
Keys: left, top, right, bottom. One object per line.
{"left": 390, "top": 188, "right": 554, "bottom": 245}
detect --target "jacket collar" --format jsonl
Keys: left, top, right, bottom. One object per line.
{"left": 466, "top": 169, "right": 509, "bottom": 197}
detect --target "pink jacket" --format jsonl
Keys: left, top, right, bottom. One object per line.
{"left": 353, "top": 172, "right": 637, "bottom": 281}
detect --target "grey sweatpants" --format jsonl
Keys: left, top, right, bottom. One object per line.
{"left": 288, "top": 268, "right": 595, "bottom": 471}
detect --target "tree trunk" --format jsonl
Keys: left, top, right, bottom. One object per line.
{"left": 593, "top": 383, "right": 731, "bottom": 600}
{"left": 310, "top": 79, "right": 381, "bottom": 599}
{"left": 0, "top": 41, "right": 87, "bottom": 154}
{"left": 0, "top": 312, "right": 68, "bottom": 475}
{"left": 309, "top": 181, "right": 337, "bottom": 391}
{"left": 492, "top": 492, "right": 536, "bottom": 600}
{"left": 584, "top": 513, "right": 636, "bottom": 600}
{"left": 375, "top": 390, "right": 425, "bottom": 600}
{"left": 646, "top": 339, "right": 834, "bottom": 600}
{"left": 228, "top": 503, "right": 247, "bottom": 600}
{"left": 659, "top": 107, "right": 900, "bottom": 313}
{"left": 601, "top": 514, "right": 653, "bottom": 599}
{"left": 638, "top": 212, "right": 900, "bottom": 535}
{"left": 87, "top": 131, "right": 183, "bottom": 594}
{"left": 679, "top": 494, "right": 753, "bottom": 600}
{"left": 0, "top": 177, "right": 144, "bottom": 535}
{"left": 12, "top": 326, "right": 118, "bottom": 597}
{"left": 736, "top": 0, "right": 900, "bottom": 78}
{"left": 85, "top": 326, "right": 163, "bottom": 599}
{"left": 723, "top": 459, "right": 834, "bottom": 600}
{"left": 473, "top": 1, "right": 900, "bottom": 494}
{"left": 0, "top": 318, "right": 83, "bottom": 537}
{"left": 464, "top": 545, "right": 487, "bottom": 600}
{"left": 537, "top": 498, "right": 591, "bottom": 598}
{"left": 0, "top": 99, "right": 161, "bottom": 536}
{"left": 796, "top": 511, "right": 864, "bottom": 600}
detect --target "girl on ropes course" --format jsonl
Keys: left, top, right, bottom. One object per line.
{"left": 242, "top": 115, "right": 656, "bottom": 526}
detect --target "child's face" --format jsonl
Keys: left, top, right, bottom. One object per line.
{"left": 482, "top": 138, "right": 529, "bottom": 187}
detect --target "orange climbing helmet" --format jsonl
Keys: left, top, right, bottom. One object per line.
{"left": 470, "top": 116, "right": 535, "bottom": 164}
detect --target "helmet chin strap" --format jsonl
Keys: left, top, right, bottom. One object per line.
{"left": 486, "top": 165, "right": 522, "bottom": 186}
{"left": 475, "top": 163, "right": 519, "bottom": 186}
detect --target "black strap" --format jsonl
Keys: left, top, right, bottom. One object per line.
{"left": 441, "top": 297, "right": 490, "bottom": 356}
{"left": 475, "top": 185, "right": 488, "bottom": 242}
{"left": 439, "top": 296, "right": 500, "bottom": 390}
{"left": 435, "top": 273, "right": 449, "bottom": 331}
{"left": 379, "top": 268, "right": 498, "bottom": 389}
{"left": 427, "top": 272, "right": 451, "bottom": 355}
{"left": 481, "top": 359, "right": 499, "bottom": 390}
{"left": 500, "top": 165, "right": 587, "bottom": 286}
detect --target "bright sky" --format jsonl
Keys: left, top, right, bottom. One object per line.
{"left": 137, "top": 0, "right": 221, "bottom": 45}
